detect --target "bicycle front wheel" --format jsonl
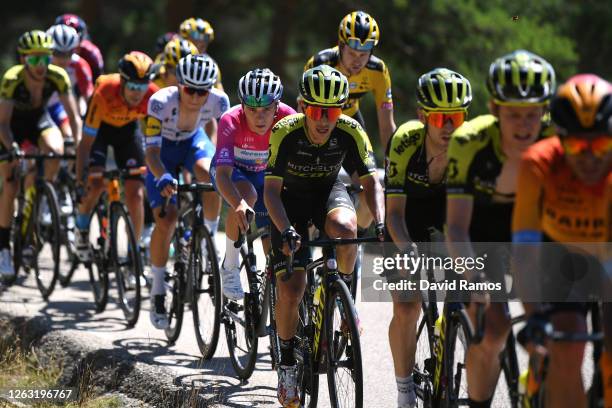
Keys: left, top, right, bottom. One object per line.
{"left": 444, "top": 308, "right": 472, "bottom": 407}
{"left": 191, "top": 226, "right": 221, "bottom": 360}
{"left": 57, "top": 171, "right": 78, "bottom": 287}
{"left": 110, "top": 203, "right": 142, "bottom": 327}
{"left": 87, "top": 202, "right": 109, "bottom": 312}
{"left": 224, "top": 248, "right": 259, "bottom": 380}
{"left": 325, "top": 278, "right": 363, "bottom": 408}
{"left": 33, "top": 181, "right": 61, "bottom": 300}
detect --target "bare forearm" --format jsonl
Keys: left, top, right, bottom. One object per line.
{"left": 387, "top": 212, "right": 413, "bottom": 252}
{"left": 216, "top": 168, "right": 243, "bottom": 209}
{"left": 264, "top": 191, "right": 291, "bottom": 232}
{"left": 363, "top": 176, "right": 384, "bottom": 225}
{"left": 76, "top": 138, "right": 92, "bottom": 183}
{"left": 145, "top": 149, "right": 167, "bottom": 180}
{"left": 0, "top": 124, "right": 13, "bottom": 150}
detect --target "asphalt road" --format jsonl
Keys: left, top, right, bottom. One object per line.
{"left": 0, "top": 234, "right": 597, "bottom": 407}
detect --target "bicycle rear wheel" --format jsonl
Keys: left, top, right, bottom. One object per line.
{"left": 224, "top": 248, "right": 259, "bottom": 380}
{"left": 325, "top": 278, "right": 363, "bottom": 408}
{"left": 87, "top": 202, "right": 109, "bottom": 312}
{"left": 297, "top": 298, "right": 319, "bottom": 408}
{"left": 33, "top": 181, "right": 61, "bottom": 300}
{"left": 110, "top": 202, "right": 142, "bottom": 327}
{"left": 192, "top": 226, "right": 222, "bottom": 360}
{"left": 414, "top": 302, "right": 437, "bottom": 407}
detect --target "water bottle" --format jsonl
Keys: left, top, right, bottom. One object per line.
{"left": 178, "top": 228, "right": 192, "bottom": 264}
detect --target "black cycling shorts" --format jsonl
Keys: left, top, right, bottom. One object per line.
{"left": 89, "top": 121, "right": 144, "bottom": 180}
{"left": 2, "top": 111, "right": 57, "bottom": 152}
{"left": 270, "top": 178, "right": 355, "bottom": 276}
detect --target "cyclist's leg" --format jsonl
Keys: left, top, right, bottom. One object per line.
{"left": 546, "top": 305, "right": 588, "bottom": 408}
{"left": 77, "top": 126, "right": 109, "bottom": 218}
{"left": 38, "top": 114, "right": 64, "bottom": 182}
{"left": 187, "top": 128, "right": 220, "bottom": 236}
{"left": 0, "top": 143, "right": 18, "bottom": 273}
{"left": 114, "top": 122, "right": 145, "bottom": 240}
{"left": 464, "top": 302, "right": 511, "bottom": 405}
{"left": 322, "top": 179, "right": 358, "bottom": 279}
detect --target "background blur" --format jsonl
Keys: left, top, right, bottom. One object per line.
{"left": 2, "top": 0, "right": 611, "bottom": 156}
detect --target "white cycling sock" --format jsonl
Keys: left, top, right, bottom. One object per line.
{"left": 224, "top": 235, "right": 240, "bottom": 270}
{"left": 204, "top": 217, "right": 219, "bottom": 236}
{"left": 151, "top": 265, "right": 166, "bottom": 296}
{"left": 396, "top": 375, "right": 416, "bottom": 408}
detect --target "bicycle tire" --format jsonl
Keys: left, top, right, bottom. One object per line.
{"left": 192, "top": 226, "right": 222, "bottom": 360}
{"left": 87, "top": 201, "right": 109, "bottom": 312}
{"left": 165, "top": 233, "right": 185, "bottom": 344}
{"left": 225, "top": 246, "right": 259, "bottom": 380}
{"left": 57, "top": 172, "right": 78, "bottom": 287}
{"left": 443, "top": 307, "right": 472, "bottom": 407}
{"left": 7, "top": 212, "right": 23, "bottom": 286}
{"left": 33, "top": 181, "right": 61, "bottom": 300}
{"left": 110, "top": 202, "right": 142, "bottom": 327}
{"left": 325, "top": 278, "right": 363, "bottom": 408}
{"left": 500, "top": 332, "right": 521, "bottom": 408}
{"left": 297, "top": 296, "right": 319, "bottom": 408}
{"left": 414, "top": 301, "right": 438, "bottom": 407}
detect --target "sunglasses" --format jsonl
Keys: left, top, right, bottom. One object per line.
{"left": 346, "top": 37, "right": 376, "bottom": 52}
{"left": 183, "top": 86, "right": 209, "bottom": 96}
{"left": 125, "top": 81, "right": 149, "bottom": 92}
{"left": 304, "top": 105, "right": 343, "bottom": 121}
{"left": 25, "top": 54, "right": 51, "bottom": 67}
{"left": 53, "top": 51, "right": 72, "bottom": 59}
{"left": 425, "top": 111, "right": 466, "bottom": 129}
{"left": 189, "top": 32, "right": 211, "bottom": 43}
{"left": 242, "top": 94, "right": 276, "bottom": 108}
{"left": 562, "top": 135, "right": 612, "bottom": 158}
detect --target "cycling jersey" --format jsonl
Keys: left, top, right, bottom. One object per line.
{"left": 83, "top": 73, "right": 158, "bottom": 138}
{"left": 385, "top": 120, "right": 446, "bottom": 242}
{"left": 304, "top": 46, "right": 393, "bottom": 117}
{"left": 0, "top": 64, "right": 70, "bottom": 113}
{"left": 266, "top": 114, "right": 377, "bottom": 194}
{"left": 143, "top": 85, "right": 229, "bottom": 148}
{"left": 213, "top": 103, "right": 296, "bottom": 172}
{"left": 77, "top": 39, "right": 103, "bottom": 81}
{"left": 513, "top": 136, "right": 611, "bottom": 243}
{"left": 447, "top": 114, "right": 553, "bottom": 241}
{"left": 47, "top": 54, "right": 93, "bottom": 124}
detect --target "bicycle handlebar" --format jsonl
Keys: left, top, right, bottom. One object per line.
{"left": 234, "top": 209, "right": 254, "bottom": 248}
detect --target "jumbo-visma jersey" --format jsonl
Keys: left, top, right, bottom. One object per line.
{"left": 304, "top": 46, "right": 393, "bottom": 117}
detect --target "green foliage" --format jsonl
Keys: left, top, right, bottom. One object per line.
{"left": 0, "top": 0, "right": 608, "bottom": 154}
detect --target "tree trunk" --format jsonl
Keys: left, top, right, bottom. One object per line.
{"left": 166, "top": 0, "right": 195, "bottom": 32}
{"left": 266, "top": 0, "right": 297, "bottom": 80}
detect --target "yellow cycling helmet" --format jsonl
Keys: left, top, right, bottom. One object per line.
{"left": 338, "top": 11, "right": 380, "bottom": 52}
{"left": 417, "top": 68, "right": 472, "bottom": 112}
{"left": 299, "top": 65, "right": 349, "bottom": 107}
{"left": 163, "top": 38, "right": 198, "bottom": 68}
{"left": 487, "top": 49, "right": 556, "bottom": 106}
{"left": 17, "top": 30, "right": 54, "bottom": 55}
{"left": 179, "top": 18, "right": 214, "bottom": 44}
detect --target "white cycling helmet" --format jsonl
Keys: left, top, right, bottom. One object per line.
{"left": 176, "top": 54, "right": 218, "bottom": 90}
{"left": 47, "top": 24, "right": 80, "bottom": 53}
{"left": 238, "top": 68, "right": 283, "bottom": 107}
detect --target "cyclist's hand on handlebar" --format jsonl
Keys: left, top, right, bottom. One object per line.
{"left": 234, "top": 200, "right": 254, "bottom": 234}
{"left": 375, "top": 222, "right": 386, "bottom": 242}
{"left": 281, "top": 226, "right": 301, "bottom": 257}
{"left": 9, "top": 142, "right": 22, "bottom": 159}
{"left": 155, "top": 173, "right": 177, "bottom": 198}
{"left": 467, "top": 272, "right": 490, "bottom": 306}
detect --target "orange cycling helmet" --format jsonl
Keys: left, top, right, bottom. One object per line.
{"left": 118, "top": 51, "right": 153, "bottom": 83}
{"left": 551, "top": 74, "right": 612, "bottom": 135}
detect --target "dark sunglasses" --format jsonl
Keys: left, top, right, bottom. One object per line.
{"left": 183, "top": 86, "right": 209, "bottom": 96}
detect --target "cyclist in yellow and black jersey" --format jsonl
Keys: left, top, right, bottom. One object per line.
{"left": 385, "top": 68, "right": 473, "bottom": 408}
{"left": 304, "top": 11, "right": 395, "bottom": 147}
{"left": 265, "top": 65, "right": 385, "bottom": 408}
{"left": 445, "top": 50, "right": 556, "bottom": 408}
{"left": 0, "top": 30, "right": 81, "bottom": 278}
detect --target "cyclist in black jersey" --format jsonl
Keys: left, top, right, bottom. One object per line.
{"left": 385, "top": 68, "right": 472, "bottom": 408}
{"left": 265, "top": 65, "right": 385, "bottom": 407}
{"left": 0, "top": 30, "right": 81, "bottom": 278}
{"left": 446, "top": 50, "right": 556, "bottom": 408}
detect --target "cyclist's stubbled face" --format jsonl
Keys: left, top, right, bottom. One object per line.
{"left": 243, "top": 102, "right": 278, "bottom": 135}
{"left": 302, "top": 107, "right": 340, "bottom": 145}
{"left": 494, "top": 104, "right": 544, "bottom": 156}
{"left": 51, "top": 53, "right": 70, "bottom": 69}
{"left": 179, "top": 86, "right": 210, "bottom": 110}
{"left": 418, "top": 109, "right": 462, "bottom": 149}
{"left": 122, "top": 86, "right": 148, "bottom": 107}
{"left": 340, "top": 45, "right": 370, "bottom": 76}
{"left": 564, "top": 135, "right": 612, "bottom": 186}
